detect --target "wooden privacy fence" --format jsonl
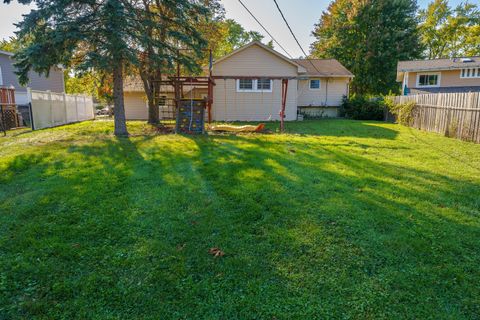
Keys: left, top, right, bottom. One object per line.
{"left": 391, "top": 92, "right": 480, "bottom": 143}
{"left": 29, "top": 90, "right": 94, "bottom": 130}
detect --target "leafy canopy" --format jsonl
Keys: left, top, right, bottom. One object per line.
{"left": 418, "top": 0, "right": 480, "bottom": 58}
{"left": 311, "top": 0, "right": 421, "bottom": 95}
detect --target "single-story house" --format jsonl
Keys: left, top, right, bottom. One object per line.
{"left": 0, "top": 50, "right": 65, "bottom": 105}
{"left": 124, "top": 41, "right": 353, "bottom": 121}
{"left": 397, "top": 57, "right": 480, "bottom": 95}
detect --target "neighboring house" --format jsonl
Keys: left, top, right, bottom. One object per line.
{"left": 0, "top": 50, "right": 65, "bottom": 105}
{"left": 397, "top": 57, "right": 480, "bottom": 95}
{"left": 123, "top": 41, "right": 353, "bottom": 121}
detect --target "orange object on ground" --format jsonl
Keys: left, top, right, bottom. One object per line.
{"left": 208, "top": 123, "right": 265, "bottom": 133}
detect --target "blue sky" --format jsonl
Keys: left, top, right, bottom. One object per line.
{"left": 0, "top": 0, "right": 471, "bottom": 57}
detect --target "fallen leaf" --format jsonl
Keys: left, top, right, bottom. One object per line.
{"left": 208, "top": 247, "right": 225, "bottom": 257}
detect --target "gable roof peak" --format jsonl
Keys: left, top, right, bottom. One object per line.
{"left": 212, "top": 41, "right": 306, "bottom": 72}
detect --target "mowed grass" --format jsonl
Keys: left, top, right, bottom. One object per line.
{"left": 1, "top": 120, "right": 480, "bottom": 319}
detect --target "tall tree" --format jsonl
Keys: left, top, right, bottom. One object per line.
{"left": 213, "top": 19, "right": 264, "bottom": 58}
{"left": 133, "top": 0, "right": 213, "bottom": 124}
{"left": 0, "top": 37, "right": 21, "bottom": 52}
{"left": 4, "top": 0, "right": 136, "bottom": 136}
{"left": 65, "top": 70, "right": 113, "bottom": 105}
{"left": 311, "top": 0, "right": 421, "bottom": 95}
{"left": 418, "top": 0, "right": 480, "bottom": 58}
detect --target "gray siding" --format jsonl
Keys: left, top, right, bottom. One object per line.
{"left": 0, "top": 53, "right": 65, "bottom": 93}
{"left": 0, "top": 54, "right": 21, "bottom": 89}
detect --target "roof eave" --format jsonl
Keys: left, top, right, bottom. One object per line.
{"left": 398, "top": 65, "right": 480, "bottom": 73}
{"left": 0, "top": 50, "right": 14, "bottom": 57}
{"left": 302, "top": 74, "right": 354, "bottom": 78}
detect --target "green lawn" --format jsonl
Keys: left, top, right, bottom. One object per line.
{"left": 1, "top": 120, "right": 480, "bottom": 319}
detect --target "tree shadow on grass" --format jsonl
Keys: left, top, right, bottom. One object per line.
{"left": 274, "top": 119, "right": 400, "bottom": 139}
{"left": 0, "top": 131, "right": 479, "bottom": 319}
{"left": 186, "top": 133, "right": 480, "bottom": 318}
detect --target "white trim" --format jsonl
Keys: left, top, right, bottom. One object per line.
{"left": 460, "top": 68, "right": 480, "bottom": 78}
{"left": 309, "top": 79, "right": 321, "bottom": 90}
{"left": 236, "top": 79, "right": 273, "bottom": 93}
{"left": 416, "top": 72, "right": 441, "bottom": 88}
{"left": 0, "top": 50, "right": 14, "bottom": 57}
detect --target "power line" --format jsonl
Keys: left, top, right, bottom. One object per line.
{"left": 272, "top": 0, "right": 322, "bottom": 74}
{"left": 237, "top": 0, "right": 293, "bottom": 59}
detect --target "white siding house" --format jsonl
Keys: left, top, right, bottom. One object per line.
{"left": 123, "top": 42, "right": 353, "bottom": 121}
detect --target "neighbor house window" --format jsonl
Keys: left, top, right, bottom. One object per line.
{"left": 417, "top": 73, "right": 440, "bottom": 87}
{"left": 460, "top": 68, "right": 480, "bottom": 78}
{"left": 237, "top": 79, "right": 272, "bottom": 92}
{"left": 310, "top": 79, "right": 320, "bottom": 90}
{"left": 0, "top": 66, "right": 3, "bottom": 86}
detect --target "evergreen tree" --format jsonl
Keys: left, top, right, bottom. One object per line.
{"left": 311, "top": 0, "right": 421, "bottom": 95}
{"left": 4, "top": 0, "right": 135, "bottom": 136}
{"left": 133, "top": 0, "right": 214, "bottom": 124}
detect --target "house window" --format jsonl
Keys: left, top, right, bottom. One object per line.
{"left": 310, "top": 79, "right": 320, "bottom": 89}
{"left": 257, "top": 78, "right": 272, "bottom": 91}
{"left": 157, "top": 95, "right": 167, "bottom": 107}
{"left": 417, "top": 73, "right": 440, "bottom": 87}
{"left": 236, "top": 79, "right": 272, "bottom": 92}
{"left": 238, "top": 79, "right": 253, "bottom": 90}
{"left": 460, "top": 68, "right": 480, "bottom": 78}
{"left": 0, "top": 66, "right": 3, "bottom": 86}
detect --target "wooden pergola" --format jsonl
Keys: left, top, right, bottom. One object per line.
{"left": 152, "top": 49, "right": 293, "bottom": 132}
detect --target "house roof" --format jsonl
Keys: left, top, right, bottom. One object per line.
{"left": 0, "top": 50, "right": 14, "bottom": 57}
{"left": 212, "top": 41, "right": 307, "bottom": 73}
{"left": 123, "top": 76, "right": 176, "bottom": 93}
{"left": 293, "top": 59, "right": 354, "bottom": 77}
{"left": 398, "top": 57, "right": 480, "bottom": 72}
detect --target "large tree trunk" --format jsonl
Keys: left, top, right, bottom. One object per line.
{"left": 147, "top": 79, "right": 160, "bottom": 125}
{"left": 113, "top": 63, "right": 128, "bottom": 136}
{"left": 140, "top": 70, "right": 161, "bottom": 125}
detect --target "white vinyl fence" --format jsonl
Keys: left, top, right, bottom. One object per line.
{"left": 390, "top": 92, "right": 480, "bottom": 143}
{"left": 29, "top": 90, "right": 95, "bottom": 130}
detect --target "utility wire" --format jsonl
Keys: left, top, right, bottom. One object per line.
{"left": 237, "top": 0, "right": 293, "bottom": 59}
{"left": 272, "top": 0, "right": 322, "bottom": 74}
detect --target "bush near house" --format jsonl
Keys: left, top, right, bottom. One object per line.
{"left": 341, "top": 95, "right": 385, "bottom": 120}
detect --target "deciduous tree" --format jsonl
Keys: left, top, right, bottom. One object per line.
{"left": 419, "top": 0, "right": 480, "bottom": 58}
{"left": 311, "top": 0, "right": 421, "bottom": 95}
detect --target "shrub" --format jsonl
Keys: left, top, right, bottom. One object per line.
{"left": 384, "top": 97, "right": 416, "bottom": 125}
{"left": 340, "top": 95, "right": 385, "bottom": 120}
